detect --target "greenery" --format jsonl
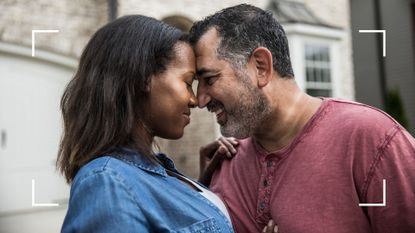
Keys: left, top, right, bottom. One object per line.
{"left": 385, "top": 88, "right": 410, "bottom": 130}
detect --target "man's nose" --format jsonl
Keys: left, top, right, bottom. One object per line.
{"left": 196, "top": 85, "right": 211, "bottom": 108}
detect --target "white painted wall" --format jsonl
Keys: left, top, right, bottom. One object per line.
{"left": 0, "top": 43, "right": 75, "bottom": 233}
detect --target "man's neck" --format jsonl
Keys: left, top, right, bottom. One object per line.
{"left": 253, "top": 86, "right": 322, "bottom": 152}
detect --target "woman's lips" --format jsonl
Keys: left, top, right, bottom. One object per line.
{"left": 183, "top": 113, "right": 191, "bottom": 125}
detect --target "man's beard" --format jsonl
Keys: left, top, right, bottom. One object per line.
{"left": 220, "top": 71, "right": 271, "bottom": 139}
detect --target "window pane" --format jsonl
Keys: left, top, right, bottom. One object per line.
{"left": 304, "top": 44, "right": 332, "bottom": 97}
{"left": 323, "top": 68, "right": 331, "bottom": 82}
{"left": 318, "top": 46, "right": 324, "bottom": 61}
{"left": 313, "top": 46, "right": 319, "bottom": 61}
{"left": 306, "top": 67, "right": 314, "bottom": 82}
{"left": 305, "top": 46, "right": 313, "bottom": 60}
{"left": 314, "top": 68, "right": 320, "bottom": 82}
{"left": 322, "top": 46, "right": 330, "bottom": 61}
{"left": 306, "top": 88, "right": 332, "bottom": 97}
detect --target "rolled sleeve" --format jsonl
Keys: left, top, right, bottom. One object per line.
{"left": 366, "top": 128, "right": 415, "bottom": 233}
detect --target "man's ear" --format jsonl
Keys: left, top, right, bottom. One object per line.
{"left": 249, "top": 47, "right": 273, "bottom": 88}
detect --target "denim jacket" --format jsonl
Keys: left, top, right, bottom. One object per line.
{"left": 61, "top": 148, "right": 234, "bottom": 233}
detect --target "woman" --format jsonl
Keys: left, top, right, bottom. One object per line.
{"left": 57, "top": 15, "right": 236, "bottom": 232}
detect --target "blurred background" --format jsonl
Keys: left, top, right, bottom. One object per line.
{"left": 0, "top": 0, "right": 414, "bottom": 232}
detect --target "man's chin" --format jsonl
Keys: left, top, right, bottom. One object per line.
{"left": 220, "top": 124, "right": 250, "bottom": 139}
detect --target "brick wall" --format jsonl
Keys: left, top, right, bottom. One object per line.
{"left": 0, "top": 0, "right": 108, "bottom": 58}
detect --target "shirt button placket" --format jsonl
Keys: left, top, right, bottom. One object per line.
{"left": 259, "top": 201, "right": 266, "bottom": 210}
{"left": 261, "top": 159, "right": 274, "bottom": 214}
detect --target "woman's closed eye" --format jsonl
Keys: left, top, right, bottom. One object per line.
{"left": 183, "top": 73, "right": 195, "bottom": 88}
{"left": 186, "top": 77, "right": 195, "bottom": 88}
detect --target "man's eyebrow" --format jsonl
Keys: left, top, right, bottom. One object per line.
{"left": 196, "top": 68, "right": 220, "bottom": 77}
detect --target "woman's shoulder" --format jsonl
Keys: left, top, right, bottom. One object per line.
{"left": 63, "top": 157, "right": 150, "bottom": 232}
{"left": 72, "top": 156, "right": 142, "bottom": 189}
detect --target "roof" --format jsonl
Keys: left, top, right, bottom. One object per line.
{"left": 267, "top": 0, "right": 340, "bottom": 28}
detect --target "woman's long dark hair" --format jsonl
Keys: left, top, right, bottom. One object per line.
{"left": 57, "top": 15, "right": 186, "bottom": 183}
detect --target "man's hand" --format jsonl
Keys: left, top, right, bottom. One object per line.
{"left": 262, "top": 220, "right": 278, "bottom": 233}
{"left": 198, "top": 137, "right": 238, "bottom": 186}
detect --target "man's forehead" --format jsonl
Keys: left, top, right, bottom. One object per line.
{"left": 195, "top": 27, "right": 220, "bottom": 55}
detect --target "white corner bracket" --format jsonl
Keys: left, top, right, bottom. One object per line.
{"left": 31, "top": 29, "right": 59, "bottom": 57}
{"left": 358, "top": 30, "right": 386, "bottom": 57}
{"left": 359, "top": 179, "right": 386, "bottom": 207}
{"left": 32, "top": 179, "right": 59, "bottom": 207}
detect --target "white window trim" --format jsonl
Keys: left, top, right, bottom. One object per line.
{"left": 285, "top": 24, "right": 344, "bottom": 98}
{"left": 284, "top": 23, "right": 346, "bottom": 40}
{"left": 306, "top": 81, "right": 332, "bottom": 89}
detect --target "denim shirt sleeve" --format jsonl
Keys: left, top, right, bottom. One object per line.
{"left": 61, "top": 168, "right": 149, "bottom": 233}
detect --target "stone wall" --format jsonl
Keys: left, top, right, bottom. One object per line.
{"left": 0, "top": 0, "right": 108, "bottom": 58}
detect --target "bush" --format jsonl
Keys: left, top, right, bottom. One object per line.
{"left": 385, "top": 88, "right": 410, "bottom": 130}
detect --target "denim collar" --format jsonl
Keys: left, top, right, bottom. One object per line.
{"left": 109, "top": 147, "right": 179, "bottom": 177}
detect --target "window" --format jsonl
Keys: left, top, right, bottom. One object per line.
{"left": 304, "top": 44, "right": 332, "bottom": 97}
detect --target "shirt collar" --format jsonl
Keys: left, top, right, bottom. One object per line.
{"left": 109, "top": 147, "right": 179, "bottom": 177}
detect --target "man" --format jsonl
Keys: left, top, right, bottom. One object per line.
{"left": 190, "top": 4, "right": 415, "bottom": 233}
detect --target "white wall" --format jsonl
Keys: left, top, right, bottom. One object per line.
{"left": 0, "top": 43, "right": 75, "bottom": 233}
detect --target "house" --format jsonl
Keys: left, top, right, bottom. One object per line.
{"left": 0, "top": 0, "right": 352, "bottom": 232}
{"left": 350, "top": 0, "right": 415, "bottom": 135}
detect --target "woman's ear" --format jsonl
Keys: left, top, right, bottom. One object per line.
{"left": 249, "top": 47, "right": 273, "bottom": 88}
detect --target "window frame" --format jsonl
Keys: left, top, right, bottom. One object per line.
{"left": 284, "top": 23, "right": 345, "bottom": 98}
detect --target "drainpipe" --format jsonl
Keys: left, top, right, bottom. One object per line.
{"left": 108, "top": 0, "right": 118, "bottom": 22}
{"left": 374, "top": 0, "right": 387, "bottom": 108}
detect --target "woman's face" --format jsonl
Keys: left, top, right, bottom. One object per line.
{"left": 148, "top": 42, "right": 198, "bottom": 139}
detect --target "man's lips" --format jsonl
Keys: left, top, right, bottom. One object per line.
{"left": 207, "top": 100, "right": 226, "bottom": 124}
{"left": 214, "top": 108, "right": 223, "bottom": 116}
{"left": 214, "top": 108, "right": 226, "bottom": 124}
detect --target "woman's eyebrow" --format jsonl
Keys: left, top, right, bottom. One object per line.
{"left": 182, "top": 71, "right": 196, "bottom": 77}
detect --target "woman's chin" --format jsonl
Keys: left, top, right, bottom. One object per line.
{"left": 159, "top": 129, "right": 184, "bottom": 140}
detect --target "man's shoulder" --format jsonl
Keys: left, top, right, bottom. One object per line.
{"left": 211, "top": 138, "right": 257, "bottom": 177}
{"left": 231, "top": 137, "right": 262, "bottom": 160}
{"left": 325, "top": 98, "right": 400, "bottom": 130}
{"left": 236, "top": 137, "right": 254, "bottom": 150}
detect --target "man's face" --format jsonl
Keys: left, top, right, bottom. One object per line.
{"left": 194, "top": 28, "right": 270, "bottom": 138}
